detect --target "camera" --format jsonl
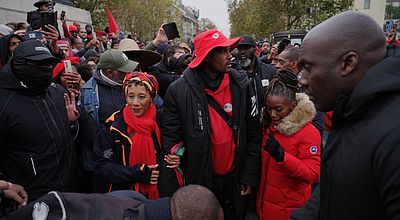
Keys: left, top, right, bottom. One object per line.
{"left": 27, "top": 11, "right": 57, "bottom": 32}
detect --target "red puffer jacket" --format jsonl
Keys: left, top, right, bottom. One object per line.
{"left": 257, "top": 93, "right": 321, "bottom": 220}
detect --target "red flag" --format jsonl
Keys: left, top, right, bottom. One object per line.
{"left": 106, "top": 4, "right": 118, "bottom": 34}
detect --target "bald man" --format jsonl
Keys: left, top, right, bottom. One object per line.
{"left": 293, "top": 11, "right": 400, "bottom": 220}
{"left": 275, "top": 47, "right": 300, "bottom": 75}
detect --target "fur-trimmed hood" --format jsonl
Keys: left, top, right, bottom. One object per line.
{"left": 274, "top": 93, "right": 316, "bottom": 136}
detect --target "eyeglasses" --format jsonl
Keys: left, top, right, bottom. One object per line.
{"left": 10, "top": 41, "right": 21, "bottom": 46}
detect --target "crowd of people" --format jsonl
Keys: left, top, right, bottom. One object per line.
{"left": 1, "top": 0, "right": 400, "bottom": 219}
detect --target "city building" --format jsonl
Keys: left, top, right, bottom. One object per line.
{"left": 0, "top": 0, "right": 92, "bottom": 34}
{"left": 176, "top": 0, "right": 199, "bottom": 42}
{"left": 353, "top": 0, "right": 386, "bottom": 26}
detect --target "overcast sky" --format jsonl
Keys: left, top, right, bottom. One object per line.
{"left": 182, "top": 0, "right": 230, "bottom": 37}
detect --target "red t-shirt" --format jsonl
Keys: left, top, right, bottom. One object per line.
{"left": 205, "top": 74, "right": 236, "bottom": 175}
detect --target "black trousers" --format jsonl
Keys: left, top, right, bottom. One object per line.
{"left": 213, "top": 173, "right": 243, "bottom": 220}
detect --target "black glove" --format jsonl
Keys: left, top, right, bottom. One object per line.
{"left": 263, "top": 135, "right": 285, "bottom": 162}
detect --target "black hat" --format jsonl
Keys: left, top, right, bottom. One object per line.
{"left": 14, "top": 41, "right": 59, "bottom": 63}
{"left": 238, "top": 35, "right": 256, "bottom": 47}
{"left": 34, "top": 0, "right": 55, "bottom": 8}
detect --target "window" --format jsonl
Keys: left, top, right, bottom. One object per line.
{"left": 364, "top": 0, "right": 371, "bottom": 9}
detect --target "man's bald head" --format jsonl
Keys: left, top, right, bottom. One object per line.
{"left": 171, "top": 185, "right": 223, "bottom": 220}
{"left": 299, "top": 11, "right": 387, "bottom": 112}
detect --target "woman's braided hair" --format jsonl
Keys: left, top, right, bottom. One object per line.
{"left": 263, "top": 69, "right": 300, "bottom": 128}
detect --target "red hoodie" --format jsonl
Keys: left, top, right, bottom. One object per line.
{"left": 204, "top": 74, "right": 236, "bottom": 175}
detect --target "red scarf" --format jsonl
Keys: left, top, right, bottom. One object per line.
{"left": 123, "top": 104, "right": 160, "bottom": 200}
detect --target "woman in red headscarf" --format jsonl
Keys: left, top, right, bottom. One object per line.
{"left": 93, "top": 72, "right": 178, "bottom": 199}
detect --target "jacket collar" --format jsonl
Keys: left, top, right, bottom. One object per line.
{"left": 106, "top": 109, "right": 130, "bottom": 141}
{"left": 332, "top": 54, "right": 400, "bottom": 127}
{"left": 274, "top": 93, "right": 316, "bottom": 136}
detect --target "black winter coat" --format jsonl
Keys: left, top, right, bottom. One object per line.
{"left": 319, "top": 54, "right": 400, "bottom": 219}
{"left": 0, "top": 62, "right": 78, "bottom": 202}
{"left": 160, "top": 68, "right": 261, "bottom": 199}
{"left": 148, "top": 61, "right": 180, "bottom": 99}
{"left": 234, "top": 58, "right": 276, "bottom": 118}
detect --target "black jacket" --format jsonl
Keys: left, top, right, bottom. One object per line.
{"left": 234, "top": 58, "right": 276, "bottom": 118}
{"left": 318, "top": 54, "right": 400, "bottom": 219}
{"left": 148, "top": 61, "right": 180, "bottom": 99}
{"left": 93, "top": 109, "right": 161, "bottom": 192}
{"left": 160, "top": 68, "right": 261, "bottom": 196}
{"left": 0, "top": 62, "right": 78, "bottom": 202}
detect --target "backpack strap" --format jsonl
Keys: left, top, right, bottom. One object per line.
{"left": 205, "top": 94, "right": 233, "bottom": 128}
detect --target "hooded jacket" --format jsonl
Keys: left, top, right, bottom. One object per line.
{"left": 0, "top": 34, "right": 22, "bottom": 70}
{"left": 0, "top": 62, "right": 78, "bottom": 201}
{"left": 160, "top": 68, "right": 261, "bottom": 217}
{"left": 257, "top": 93, "right": 321, "bottom": 220}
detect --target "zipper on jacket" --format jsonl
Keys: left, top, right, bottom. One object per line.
{"left": 30, "top": 156, "right": 37, "bottom": 176}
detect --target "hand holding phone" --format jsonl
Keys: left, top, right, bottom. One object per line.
{"left": 162, "top": 22, "right": 180, "bottom": 40}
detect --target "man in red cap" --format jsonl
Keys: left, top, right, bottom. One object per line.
{"left": 160, "top": 29, "right": 261, "bottom": 220}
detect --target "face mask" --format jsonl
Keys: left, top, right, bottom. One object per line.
{"left": 12, "top": 58, "right": 53, "bottom": 95}
{"left": 239, "top": 58, "right": 252, "bottom": 68}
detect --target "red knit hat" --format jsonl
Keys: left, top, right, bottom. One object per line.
{"left": 52, "top": 57, "right": 80, "bottom": 79}
{"left": 69, "top": 24, "right": 78, "bottom": 32}
{"left": 188, "top": 29, "right": 240, "bottom": 69}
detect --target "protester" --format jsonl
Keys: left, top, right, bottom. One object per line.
{"left": 81, "top": 49, "right": 138, "bottom": 131}
{"left": 275, "top": 47, "right": 300, "bottom": 75}
{"left": 85, "top": 24, "right": 94, "bottom": 40}
{"left": 149, "top": 45, "right": 191, "bottom": 98}
{"left": 85, "top": 56, "right": 99, "bottom": 74}
{"left": 80, "top": 52, "right": 141, "bottom": 194}
{"left": 160, "top": 29, "right": 261, "bottom": 220}
{"left": 0, "top": 41, "right": 79, "bottom": 202}
{"left": 235, "top": 35, "right": 276, "bottom": 118}
{"left": 260, "top": 40, "right": 272, "bottom": 57}
{"left": 293, "top": 11, "right": 400, "bottom": 220}
{"left": 56, "top": 39, "right": 73, "bottom": 59}
{"left": 4, "top": 185, "right": 223, "bottom": 220}
{"left": 93, "top": 72, "right": 174, "bottom": 198}
{"left": 79, "top": 28, "right": 88, "bottom": 45}
{"left": 386, "top": 29, "right": 400, "bottom": 46}
{"left": 275, "top": 47, "right": 325, "bottom": 137}
{"left": 33, "top": 0, "right": 54, "bottom": 12}
{"left": 257, "top": 70, "right": 320, "bottom": 220}
{"left": 111, "top": 39, "right": 119, "bottom": 49}
{"left": 0, "top": 34, "right": 23, "bottom": 70}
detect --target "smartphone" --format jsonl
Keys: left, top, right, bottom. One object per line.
{"left": 162, "top": 22, "right": 180, "bottom": 40}
{"left": 60, "top": 11, "right": 65, "bottom": 20}
{"left": 48, "top": 2, "right": 54, "bottom": 11}
{"left": 41, "top": 11, "right": 57, "bottom": 32}
{"left": 64, "top": 60, "right": 72, "bottom": 73}
{"left": 278, "top": 38, "right": 291, "bottom": 54}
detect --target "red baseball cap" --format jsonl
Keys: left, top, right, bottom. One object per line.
{"left": 52, "top": 56, "right": 80, "bottom": 79}
{"left": 189, "top": 29, "right": 240, "bottom": 69}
